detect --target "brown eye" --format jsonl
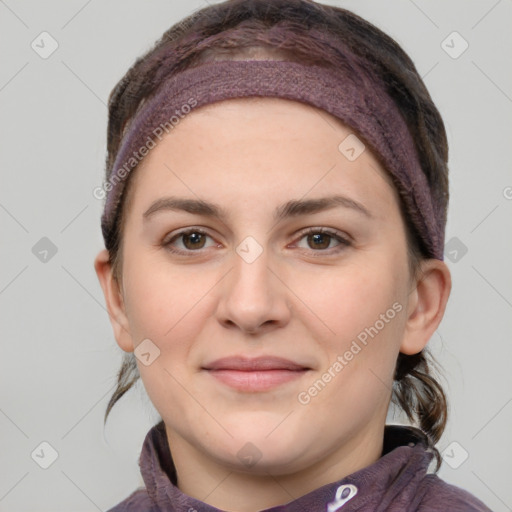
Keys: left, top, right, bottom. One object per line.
{"left": 182, "top": 232, "right": 207, "bottom": 250}
{"left": 163, "top": 228, "right": 217, "bottom": 254}
{"left": 294, "top": 228, "right": 351, "bottom": 254}
{"left": 306, "top": 232, "right": 332, "bottom": 250}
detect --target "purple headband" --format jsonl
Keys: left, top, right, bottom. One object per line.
{"left": 100, "top": 59, "right": 444, "bottom": 259}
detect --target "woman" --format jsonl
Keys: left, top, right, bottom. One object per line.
{"left": 94, "top": 0, "right": 492, "bottom": 510}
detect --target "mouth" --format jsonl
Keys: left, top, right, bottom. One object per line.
{"left": 201, "top": 356, "right": 311, "bottom": 392}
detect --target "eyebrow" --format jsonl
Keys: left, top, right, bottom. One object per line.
{"left": 143, "top": 195, "right": 373, "bottom": 223}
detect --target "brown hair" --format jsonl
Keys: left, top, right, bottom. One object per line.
{"left": 102, "top": 0, "right": 449, "bottom": 469}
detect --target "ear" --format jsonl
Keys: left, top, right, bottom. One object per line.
{"left": 400, "top": 259, "right": 452, "bottom": 355}
{"left": 94, "top": 249, "right": 134, "bottom": 353}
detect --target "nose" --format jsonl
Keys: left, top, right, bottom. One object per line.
{"left": 215, "top": 245, "right": 291, "bottom": 335}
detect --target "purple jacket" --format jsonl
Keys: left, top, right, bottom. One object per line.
{"left": 107, "top": 422, "right": 492, "bottom": 511}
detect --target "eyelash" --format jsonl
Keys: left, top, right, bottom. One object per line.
{"left": 162, "top": 227, "right": 352, "bottom": 257}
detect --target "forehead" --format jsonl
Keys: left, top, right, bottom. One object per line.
{"left": 179, "top": 96, "right": 355, "bottom": 145}
{"left": 126, "top": 97, "right": 399, "bottom": 216}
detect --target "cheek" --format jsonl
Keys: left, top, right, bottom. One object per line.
{"left": 121, "top": 251, "right": 218, "bottom": 417}
{"left": 295, "top": 255, "right": 409, "bottom": 396}
{"left": 299, "top": 260, "right": 407, "bottom": 345}
{"left": 289, "top": 263, "right": 407, "bottom": 457}
{"left": 122, "top": 246, "right": 213, "bottom": 341}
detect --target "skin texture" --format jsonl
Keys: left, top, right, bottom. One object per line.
{"left": 95, "top": 97, "right": 451, "bottom": 512}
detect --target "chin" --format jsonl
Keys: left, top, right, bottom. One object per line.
{"left": 220, "top": 410, "right": 301, "bottom": 443}
{"left": 203, "top": 421, "right": 312, "bottom": 473}
{"left": 215, "top": 442, "right": 307, "bottom": 476}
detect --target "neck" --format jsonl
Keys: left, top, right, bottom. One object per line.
{"left": 164, "top": 424, "right": 384, "bottom": 512}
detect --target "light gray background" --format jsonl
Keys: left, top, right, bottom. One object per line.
{"left": 1, "top": 1, "right": 511, "bottom": 511}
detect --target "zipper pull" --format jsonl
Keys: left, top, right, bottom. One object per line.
{"left": 327, "top": 484, "right": 358, "bottom": 512}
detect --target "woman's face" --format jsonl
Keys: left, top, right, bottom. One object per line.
{"left": 109, "top": 98, "right": 418, "bottom": 476}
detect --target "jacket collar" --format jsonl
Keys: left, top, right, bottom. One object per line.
{"left": 139, "top": 421, "right": 434, "bottom": 512}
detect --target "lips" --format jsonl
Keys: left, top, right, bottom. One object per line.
{"left": 202, "top": 356, "right": 310, "bottom": 392}
{"left": 203, "top": 356, "right": 309, "bottom": 371}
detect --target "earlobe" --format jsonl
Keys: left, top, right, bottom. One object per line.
{"left": 94, "top": 249, "right": 135, "bottom": 353}
{"left": 400, "top": 259, "right": 452, "bottom": 355}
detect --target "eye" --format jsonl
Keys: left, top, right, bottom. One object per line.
{"left": 162, "top": 227, "right": 351, "bottom": 256}
{"left": 293, "top": 228, "right": 351, "bottom": 253}
{"left": 163, "top": 228, "right": 219, "bottom": 254}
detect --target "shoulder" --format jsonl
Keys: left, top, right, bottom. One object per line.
{"left": 105, "top": 488, "right": 155, "bottom": 512}
{"left": 416, "top": 474, "right": 493, "bottom": 512}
